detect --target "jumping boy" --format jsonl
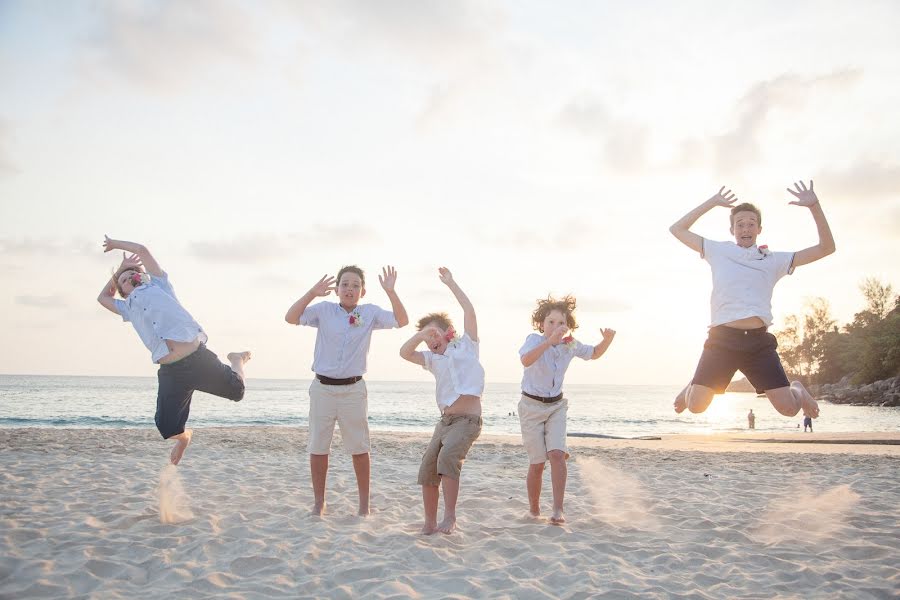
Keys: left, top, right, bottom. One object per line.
{"left": 285, "top": 266, "right": 408, "bottom": 516}
{"left": 97, "top": 236, "right": 250, "bottom": 465}
{"left": 669, "top": 180, "right": 835, "bottom": 419}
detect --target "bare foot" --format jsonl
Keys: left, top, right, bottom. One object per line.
{"left": 358, "top": 507, "right": 370, "bottom": 517}
{"left": 437, "top": 516, "right": 456, "bottom": 534}
{"left": 550, "top": 508, "right": 566, "bottom": 525}
{"left": 674, "top": 385, "right": 688, "bottom": 414}
{"left": 529, "top": 508, "right": 541, "bottom": 519}
{"left": 169, "top": 429, "right": 192, "bottom": 465}
{"left": 792, "top": 381, "right": 819, "bottom": 418}
{"left": 227, "top": 351, "right": 252, "bottom": 364}
{"left": 421, "top": 522, "right": 438, "bottom": 535}
{"left": 311, "top": 501, "right": 326, "bottom": 516}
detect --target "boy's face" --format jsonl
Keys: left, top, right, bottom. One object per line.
{"left": 337, "top": 272, "right": 365, "bottom": 309}
{"left": 730, "top": 211, "right": 761, "bottom": 248}
{"left": 116, "top": 269, "right": 139, "bottom": 298}
{"left": 541, "top": 309, "right": 569, "bottom": 338}
{"left": 423, "top": 321, "right": 449, "bottom": 355}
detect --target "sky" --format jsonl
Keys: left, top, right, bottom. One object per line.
{"left": 1, "top": 0, "right": 898, "bottom": 385}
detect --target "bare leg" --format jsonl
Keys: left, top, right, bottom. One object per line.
{"left": 438, "top": 476, "right": 460, "bottom": 534}
{"left": 526, "top": 462, "right": 545, "bottom": 517}
{"left": 226, "top": 351, "right": 251, "bottom": 380}
{"left": 765, "top": 382, "right": 818, "bottom": 418}
{"left": 548, "top": 450, "right": 567, "bottom": 524}
{"left": 686, "top": 384, "right": 716, "bottom": 414}
{"left": 169, "top": 429, "right": 193, "bottom": 465}
{"left": 421, "top": 484, "right": 439, "bottom": 534}
{"left": 352, "top": 452, "right": 370, "bottom": 516}
{"left": 310, "top": 453, "right": 328, "bottom": 516}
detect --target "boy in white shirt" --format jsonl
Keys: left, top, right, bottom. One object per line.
{"left": 285, "top": 265, "right": 408, "bottom": 516}
{"left": 97, "top": 237, "right": 250, "bottom": 466}
{"left": 518, "top": 296, "right": 615, "bottom": 524}
{"left": 669, "top": 180, "right": 835, "bottom": 418}
{"left": 399, "top": 268, "right": 483, "bottom": 535}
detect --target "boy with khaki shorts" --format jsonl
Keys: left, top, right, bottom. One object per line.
{"left": 519, "top": 295, "right": 615, "bottom": 525}
{"left": 285, "top": 265, "right": 408, "bottom": 516}
{"left": 400, "top": 268, "right": 483, "bottom": 535}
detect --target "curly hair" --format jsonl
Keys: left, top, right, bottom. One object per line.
{"left": 416, "top": 312, "right": 454, "bottom": 331}
{"left": 336, "top": 265, "right": 365, "bottom": 287}
{"left": 531, "top": 295, "right": 578, "bottom": 332}
{"left": 730, "top": 203, "right": 762, "bottom": 227}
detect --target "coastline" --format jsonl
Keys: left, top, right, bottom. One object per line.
{"left": 2, "top": 427, "right": 898, "bottom": 598}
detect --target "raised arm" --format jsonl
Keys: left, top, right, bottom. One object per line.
{"left": 438, "top": 267, "right": 477, "bottom": 341}
{"left": 669, "top": 187, "right": 738, "bottom": 253}
{"left": 591, "top": 328, "right": 616, "bottom": 360}
{"left": 399, "top": 328, "right": 431, "bottom": 367}
{"left": 378, "top": 265, "right": 409, "bottom": 328}
{"left": 521, "top": 324, "right": 567, "bottom": 367}
{"left": 285, "top": 275, "right": 335, "bottom": 325}
{"left": 786, "top": 180, "right": 836, "bottom": 268}
{"left": 103, "top": 235, "right": 163, "bottom": 276}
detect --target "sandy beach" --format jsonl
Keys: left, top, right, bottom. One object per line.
{"left": 1, "top": 427, "right": 898, "bottom": 599}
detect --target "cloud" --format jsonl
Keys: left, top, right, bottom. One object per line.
{"left": 680, "top": 70, "right": 863, "bottom": 173}
{"left": 819, "top": 160, "right": 900, "bottom": 200}
{"left": 188, "top": 226, "right": 381, "bottom": 263}
{"left": 471, "top": 219, "right": 596, "bottom": 251}
{"left": 558, "top": 96, "right": 649, "bottom": 173}
{"left": 80, "top": 0, "right": 257, "bottom": 90}
{"left": 15, "top": 294, "right": 67, "bottom": 308}
{"left": 0, "top": 237, "right": 101, "bottom": 258}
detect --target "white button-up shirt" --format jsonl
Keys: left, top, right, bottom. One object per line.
{"left": 300, "top": 301, "right": 398, "bottom": 378}
{"left": 702, "top": 239, "right": 795, "bottom": 327}
{"left": 519, "top": 333, "right": 593, "bottom": 397}
{"left": 422, "top": 333, "right": 485, "bottom": 412}
{"left": 114, "top": 272, "right": 207, "bottom": 363}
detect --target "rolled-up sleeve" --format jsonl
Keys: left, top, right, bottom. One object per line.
{"left": 113, "top": 299, "right": 131, "bottom": 322}
{"left": 575, "top": 341, "right": 594, "bottom": 360}
{"left": 298, "top": 302, "right": 323, "bottom": 327}
{"left": 372, "top": 306, "right": 399, "bottom": 330}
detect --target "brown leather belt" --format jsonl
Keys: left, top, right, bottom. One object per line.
{"left": 316, "top": 374, "right": 363, "bottom": 386}
{"left": 522, "top": 391, "right": 563, "bottom": 403}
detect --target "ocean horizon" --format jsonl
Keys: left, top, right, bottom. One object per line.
{"left": 2, "top": 374, "right": 898, "bottom": 438}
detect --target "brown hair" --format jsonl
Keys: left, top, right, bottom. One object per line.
{"left": 416, "top": 312, "right": 453, "bottom": 331}
{"left": 532, "top": 295, "right": 578, "bottom": 332}
{"left": 336, "top": 265, "right": 365, "bottom": 287}
{"left": 730, "top": 203, "right": 762, "bottom": 227}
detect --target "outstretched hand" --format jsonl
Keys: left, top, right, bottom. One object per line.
{"left": 547, "top": 323, "right": 568, "bottom": 345}
{"left": 600, "top": 328, "right": 616, "bottom": 342}
{"left": 378, "top": 265, "right": 398, "bottom": 292}
{"left": 438, "top": 267, "right": 454, "bottom": 286}
{"left": 707, "top": 186, "right": 738, "bottom": 208}
{"left": 310, "top": 275, "right": 336, "bottom": 298}
{"left": 102, "top": 235, "right": 118, "bottom": 253}
{"left": 787, "top": 180, "right": 819, "bottom": 207}
{"left": 118, "top": 252, "right": 142, "bottom": 271}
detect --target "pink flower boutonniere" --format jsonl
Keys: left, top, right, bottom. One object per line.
{"left": 562, "top": 335, "right": 576, "bottom": 350}
{"left": 758, "top": 245, "right": 771, "bottom": 257}
{"left": 130, "top": 272, "right": 150, "bottom": 287}
{"left": 348, "top": 309, "right": 364, "bottom": 327}
{"left": 444, "top": 327, "right": 461, "bottom": 348}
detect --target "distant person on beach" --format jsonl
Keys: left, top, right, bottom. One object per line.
{"left": 400, "top": 268, "right": 483, "bottom": 535}
{"left": 518, "top": 296, "right": 615, "bottom": 525}
{"left": 97, "top": 236, "right": 250, "bottom": 466}
{"left": 670, "top": 180, "right": 835, "bottom": 420}
{"left": 285, "top": 265, "right": 408, "bottom": 517}
{"left": 803, "top": 413, "right": 814, "bottom": 432}
{"left": 748, "top": 409, "right": 756, "bottom": 430}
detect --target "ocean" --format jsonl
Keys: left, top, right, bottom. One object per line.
{"left": 1, "top": 375, "right": 898, "bottom": 438}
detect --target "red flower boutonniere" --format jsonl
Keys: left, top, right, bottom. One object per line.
{"left": 562, "top": 335, "right": 576, "bottom": 349}
{"left": 349, "top": 309, "right": 364, "bottom": 327}
{"left": 130, "top": 272, "right": 150, "bottom": 287}
{"left": 758, "top": 245, "right": 771, "bottom": 257}
{"left": 444, "top": 327, "right": 460, "bottom": 347}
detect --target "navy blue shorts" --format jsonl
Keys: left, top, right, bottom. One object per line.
{"left": 155, "top": 344, "right": 245, "bottom": 439}
{"left": 691, "top": 326, "right": 790, "bottom": 394}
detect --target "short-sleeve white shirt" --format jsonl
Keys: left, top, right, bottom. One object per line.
{"left": 519, "top": 333, "right": 594, "bottom": 397}
{"left": 702, "top": 239, "right": 795, "bottom": 327}
{"left": 299, "top": 301, "right": 398, "bottom": 378}
{"left": 113, "top": 272, "right": 208, "bottom": 364}
{"left": 421, "top": 333, "right": 485, "bottom": 412}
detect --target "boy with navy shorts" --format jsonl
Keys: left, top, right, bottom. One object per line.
{"left": 285, "top": 265, "right": 408, "bottom": 516}
{"left": 669, "top": 181, "right": 835, "bottom": 419}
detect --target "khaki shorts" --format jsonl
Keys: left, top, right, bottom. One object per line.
{"left": 518, "top": 395, "right": 569, "bottom": 464}
{"left": 417, "top": 414, "right": 482, "bottom": 487}
{"left": 307, "top": 379, "right": 370, "bottom": 455}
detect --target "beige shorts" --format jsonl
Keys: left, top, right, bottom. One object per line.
{"left": 417, "top": 414, "right": 482, "bottom": 487}
{"left": 518, "top": 395, "right": 569, "bottom": 464}
{"left": 307, "top": 379, "right": 370, "bottom": 455}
